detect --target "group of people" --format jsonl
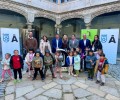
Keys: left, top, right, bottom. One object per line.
{"left": 0, "top": 32, "right": 109, "bottom": 86}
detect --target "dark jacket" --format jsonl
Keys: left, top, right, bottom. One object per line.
{"left": 85, "top": 54, "right": 97, "bottom": 69}
{"left": 79, "top": 39, "right": 92, "bottom": 53}
{"left": 66, "top": 56, "right": 74, "bottom": 67}
{"left": 92, "top": 40, "right": 102, "bottom": 52}
{"left": 52, "top": 38, "right": 62, "bottom": 53}
{"left": 10, "top": 55, "right": 24, "bottom": 69}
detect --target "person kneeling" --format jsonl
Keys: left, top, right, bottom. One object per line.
{"left": 32, "top": 51, "right": 44, "bottom": 80}
{"left": 95, "top": 53, "right": 109, "bottom": 86}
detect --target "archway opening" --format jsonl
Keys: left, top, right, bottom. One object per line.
{"left": 0, "top": 9, "right": 27, "bottom": 59}
{"left": 61, "top": 18, "right": 85, "bottom": 38}
{"left": 91, "top": 11, "right": 120, "bottom": 58}
{"left": 33, "top": 17, "right": 56, "bottom": 45}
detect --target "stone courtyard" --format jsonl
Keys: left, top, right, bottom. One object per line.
{"left": 0, "top": 69, "right": 120, "bottom": 100}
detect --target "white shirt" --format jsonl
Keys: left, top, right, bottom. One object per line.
{"left": 69, "top": 56, "right": 73, "bottom": 65}
{"left": 56, "top": 39, "right": 59, "bottom": 48}
{"left": 84, "top": 40, "right": 86, "bottom": 46}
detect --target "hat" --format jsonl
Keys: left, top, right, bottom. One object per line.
{"left": 45, "top": 50, "right": 50, "bottom": 53}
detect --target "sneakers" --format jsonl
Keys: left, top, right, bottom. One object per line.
{"left": 18, "top": 79, "right": 22, "bottom": 83}
{"left": 0, "top": 79, "right": 3, "bottom": 83}
{"left": 32, "top": 78, "right": 36, "bottom": 80}
{"left": 60, "top": 75, "right": 63, "bottom": 79}
{"left": 14, "top": 79, "right": 17, "bottom": 84}
{"left": 96, "top": 80, "right": 100, "bottom": 84}
{"left": 96, "top": 80, "right": 105, "bottom": 86}
{"left": 74, "top": 74, "right": 78, "bottom": 77}
{"left": 100, "top": 82, "right": 105, "bottom": 86}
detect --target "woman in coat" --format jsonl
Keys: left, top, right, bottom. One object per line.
{"left": 39, "top": 35, "right": 52, "bottom": 55}
{"left": 92, "top": 35, "right": 102, "bottom": 52}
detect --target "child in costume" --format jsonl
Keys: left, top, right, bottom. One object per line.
{"left": 66, "top": 51, "right": 74, "bottom": 75}
{"left": 0, "top": 53, "right": 13, "bottom": 82}
{"left": 95, "top": 53, "right": 109, "bottom": 86}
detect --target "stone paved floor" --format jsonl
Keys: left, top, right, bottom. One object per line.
{"left": 0, "top": 71, "right": 120, "bottom": 100}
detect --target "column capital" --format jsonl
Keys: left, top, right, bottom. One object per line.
{"left": 55, "top": 24, "right": 62, "bottom": 34}
{"left": 27, "top": 11, "right": 35, "bottom": 23}
{"left": 84, "top": 14, "right": 92, "bottom": 23}
{"left": 85, "top": 23, "right": 91, "bottom": 29}
{"left": 26, "top": 22, "right": 33, "bottom": 31}
{"left": 83, "top": 14, "right": 92, "bottom": 29}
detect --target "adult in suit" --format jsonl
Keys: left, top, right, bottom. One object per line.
{"left": 69, "top": 34, "right": 79, "bottom": 51}
{"left": 79, "top": 34, "right": 92, "bottom": 71}
{"left": 52, "top": 34, "right": 62, "bottom": 53}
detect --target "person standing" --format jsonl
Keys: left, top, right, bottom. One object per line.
{"left": 32, "top": 51, "right": 44, "bottom": 80}
{"left": 62, "top": 34, "right": 69, "bottom": 51}
{"left": 25, "top": 49, "right": 35, "bottom": 78}
{"left": 0, "top": 53, "right": 13, "bottom": 82}
{"left": 39, "top": 35, "right": 52, "bottom": 55}
{"left": 44, "top": 50, "right": 55, "bottom": 79}
{"left": 69, "top": 34, "right": 79, "bottom": 51}
{"left": 10, "top": 50, "right": 24, "bottom": 83}
{"left": 52, "top": 34, "right": 62, "bottom": 53}
{"left": 24, "top": 31, "right": 38, "bottom": 52}
{"left": 73, "top": 51, "right": 81, "bottom": 77}
{"left": 95, "top": 53, "right": 109, "bottom": 86}
{"left": 79, "top": 34, "right": 92, "bottom": 71}
{"left": 92, "top": 35, "right": 102, "bottom": 52}
{"left": 85, "top": 50, "right": 97, "bottom": 80}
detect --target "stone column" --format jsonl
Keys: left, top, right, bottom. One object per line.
{"left": 27, "top": 11, "right": 35, "bottom": 31}
{"left": 27, "top": 22, "right": 33, "bottom": 31}
{"left": 55, "top": 24, "right": 62, "bottom": 34}
{"left": 84, "top": 14, "right": 92, "bottom": 29}
{"left": 55, "top": 17, "right": 62, "bottom": 34}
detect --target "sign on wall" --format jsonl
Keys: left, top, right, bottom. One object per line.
{"left": 81, "top": 29, "right": 98, "bottom": 42}
{"left": 100, "top": 29, "right": 119, "bottom": 64}
{"left": 1, "top": 28, "right": 20, "bottom": 58}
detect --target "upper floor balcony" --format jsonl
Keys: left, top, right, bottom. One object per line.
{"left": 11, "top": 0, "right": 119, "bottom": 13}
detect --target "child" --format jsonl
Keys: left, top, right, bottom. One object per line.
{"left": 94, "top": 49, "right": 103, "bottom": 60}
{"left": 25, "top": 48, "right": 34, "bottom": 78}
{"left": 74, "top": 51, "right": 81, "bottom": 77}
{"left": 86, "top": 50, "right": 97, "bottom": 80}
{"left": 0, "top": 53, "right": 13, "bottom": 82}
{"left": 44, "top": 50, "right": 55, "bottom": 78}
{"left": 95, "top": 53, "right": 109, "bottom": 86}
{"left": 54, "top": 51, "right": 63, "bottom": 78}
{"left": 66, "top": 51, "right": 74, "bottom": 75}
{"left": 32, "top": 51, "right": 44, "bottom": 80}
{"left": 10, "top": 50, "right": 24, "bottom": 83}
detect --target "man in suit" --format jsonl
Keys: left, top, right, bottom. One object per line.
{"left": 69, "top": 34, "right": 79, "bottom": 51}
{"left": 52, "top": 34, "right": 62, "bottom": 53}
{"left": 79, "top": 34, "right": 92, "bottom": 71}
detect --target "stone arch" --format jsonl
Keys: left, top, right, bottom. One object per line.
{"left": 35, "top": 13, "right": 56, "bottom": 22}
{"left": 91, "top": 4, "right": 120, "bottom": 20}
{"left": 60, "top": 13, "right": 84, "bottom": 22}
{"left": 0, "top": 4, "right": 28, "bottom": 21}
